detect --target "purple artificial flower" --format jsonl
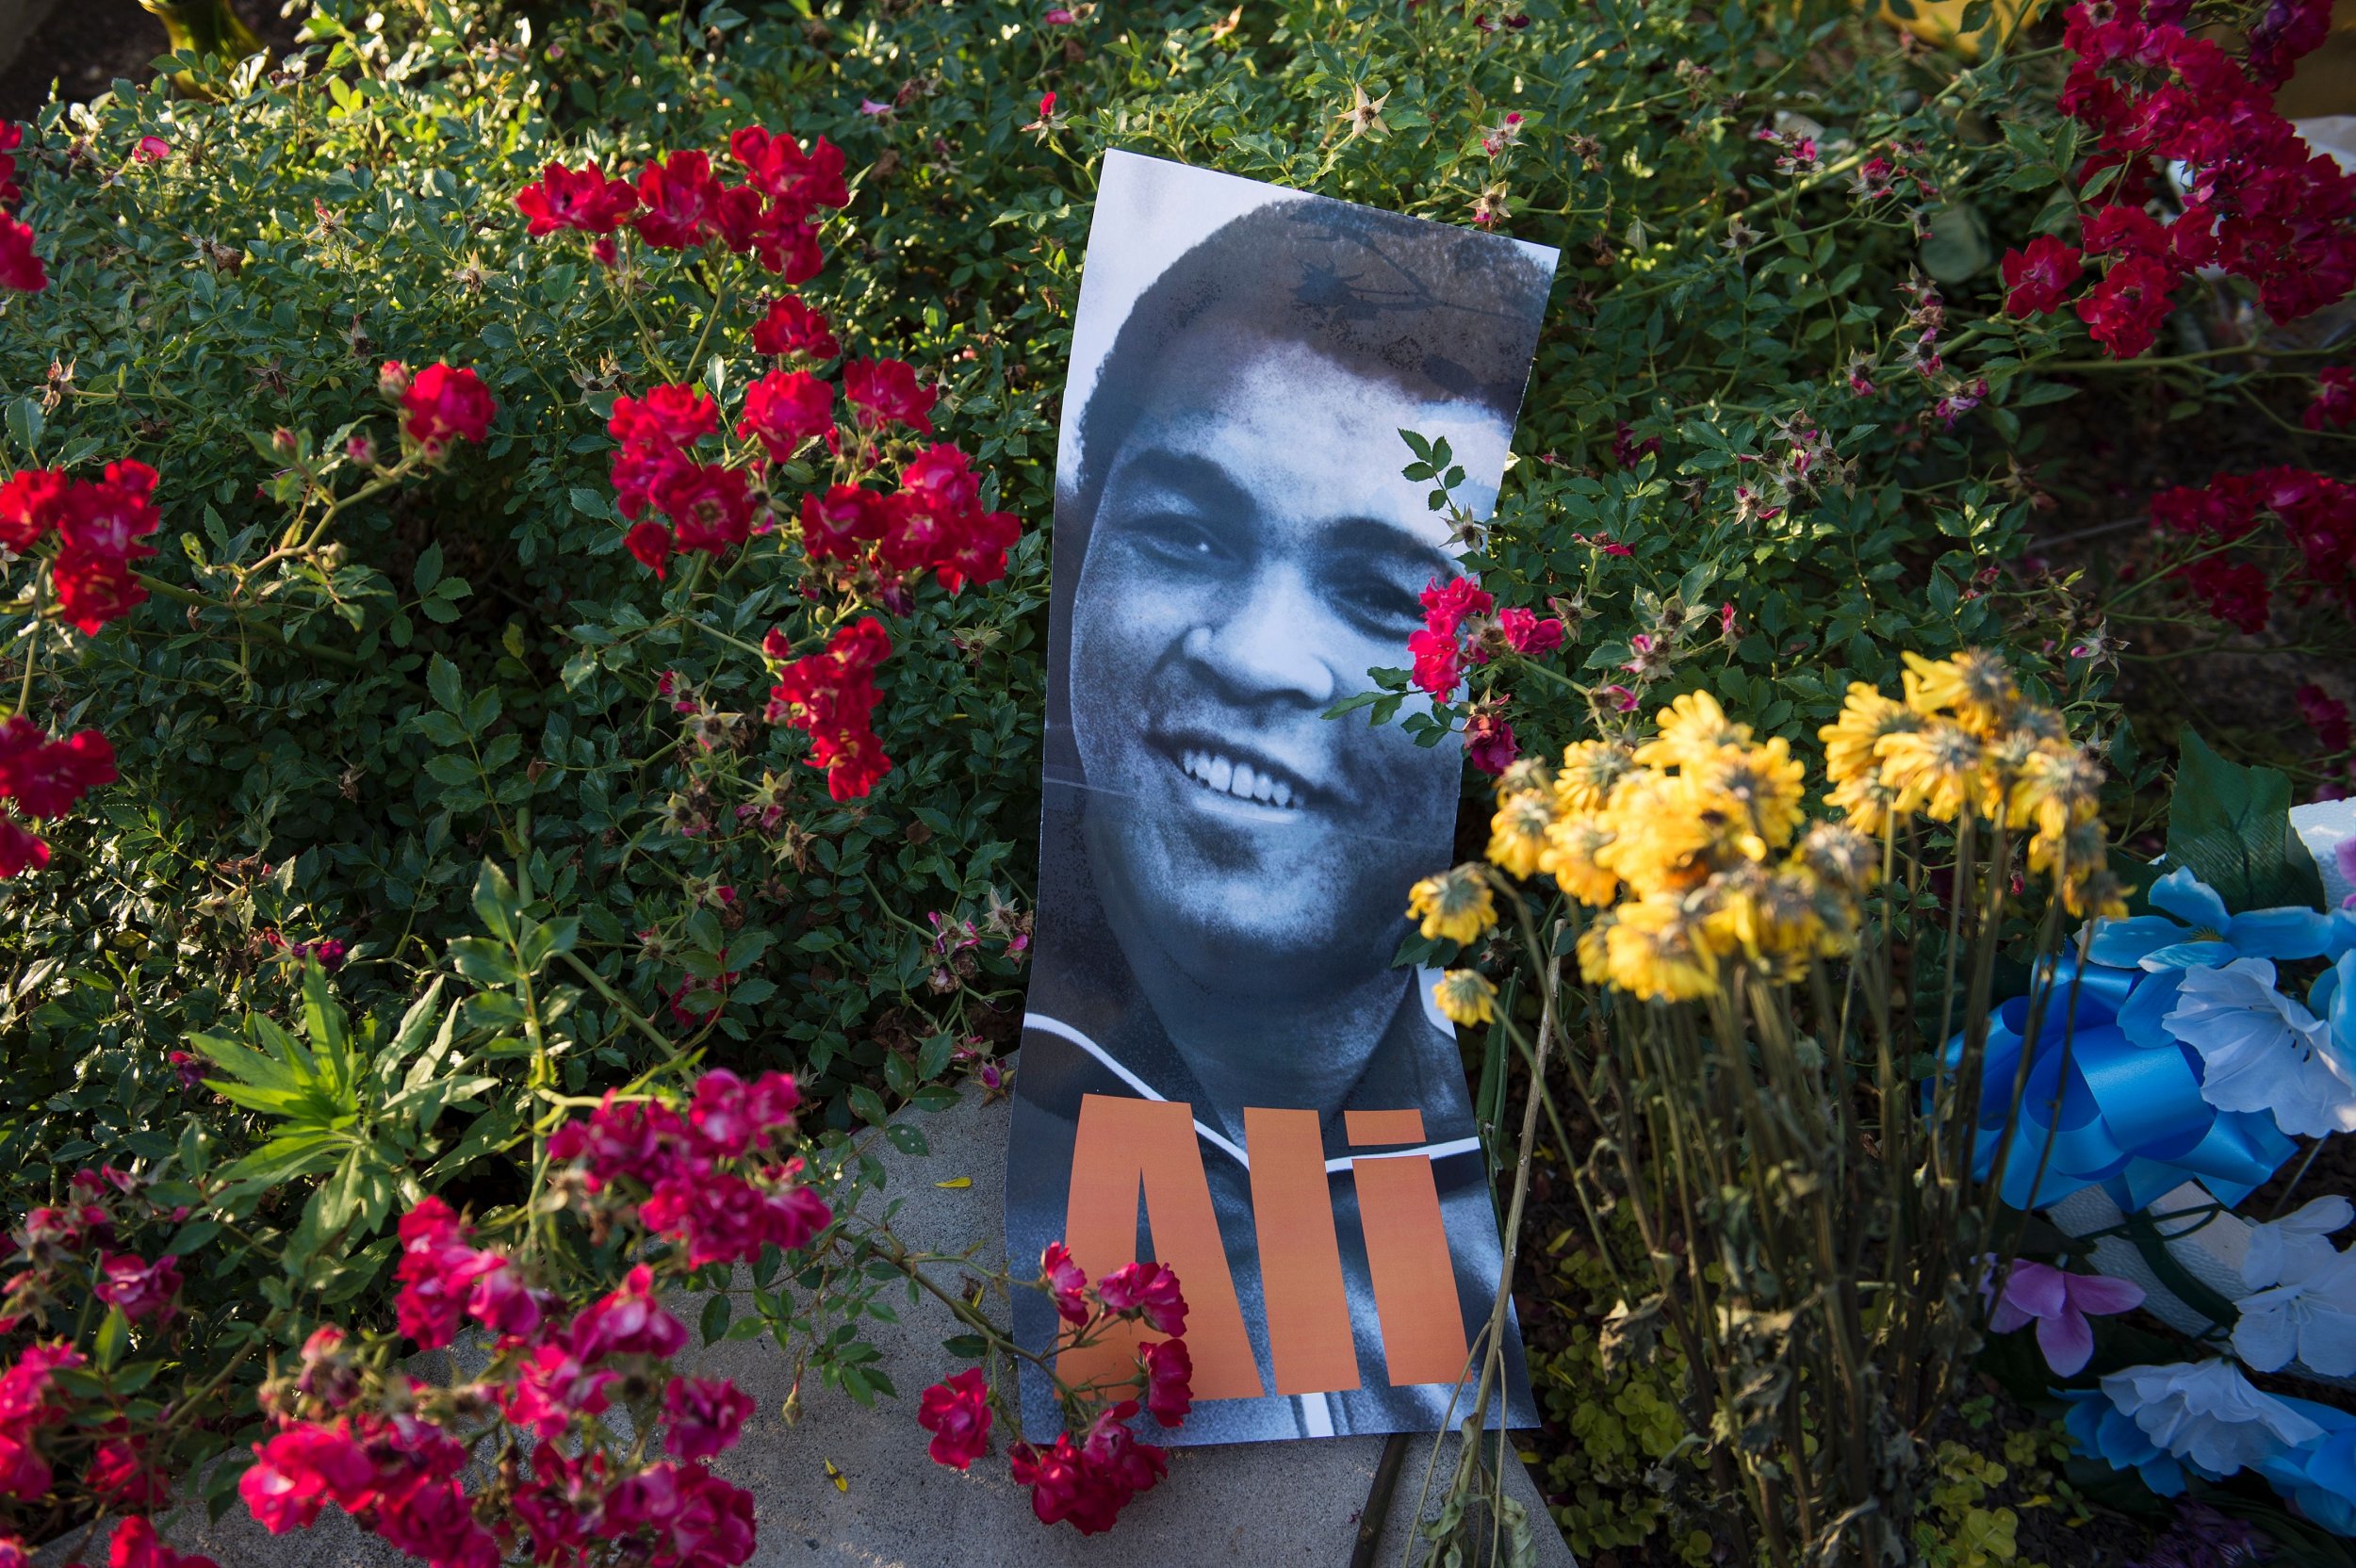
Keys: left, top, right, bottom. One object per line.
{"left": 1988, "top": 1259, "right": 2146, "bottom": 1376}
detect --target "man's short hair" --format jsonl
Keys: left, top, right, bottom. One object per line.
{"left": 1072, "top": 197, "right": 1553, "bottom": 528}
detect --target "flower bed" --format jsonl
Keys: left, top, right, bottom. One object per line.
{"left": 0, "top": 0, "right": 2351, "bottom": 1560}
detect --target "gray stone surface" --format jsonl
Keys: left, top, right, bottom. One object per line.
{"left": 139, "top": 1084, "right": 1572, "bottom": 1568}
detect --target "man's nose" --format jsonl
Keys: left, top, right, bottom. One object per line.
{"left": 1183, "top": 564, "right": 1335, "bottom": 707}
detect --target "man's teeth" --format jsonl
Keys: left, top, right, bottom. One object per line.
{"left": 1180, "top": 749, "right": 1298, "bottom": 808}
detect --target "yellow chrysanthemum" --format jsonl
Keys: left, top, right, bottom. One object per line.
{"left": 1797, "top": 821, "right": 1880, "bottom": 899}
{"left": 2027, "top": 817, "right": 2109, "bottom": 882}
{"left": 1901, "top": 649, "right": 2020, "bottom": 737}
{"left": 1488, "top": 791, "right": 1557, "bottom": 879}
{"left": 2010, "top": 746, "right": 2105, "bottom": 840}
{"left": 1707, "top": 864, "right": 1841, "bottom": 973}
{"left": 1406, "top": 864, "right": 1497, "bottom": 945}
{"left": 1540, "top": 812, "right": 1621, "bottom": 907}
{"left": 2004, "top": 703, "right": 2071, "bottom": 751}
{"left": 1575, "top": 917, "right": 1614, "bottom": 990}
{"left": 1493, "top": 754, "right": 1557, "bottom": 803}
{"left": 2062, "top": 866, "right": 2130, "bottom": 921}
{"left": 1688, "top": 738, "right": 1808, "bottom": 856}
{"left": 1432, "top": 969, "right": 1499, "bottom": 1026}
{"left": 1820, "top": 682, "right": 1920, "bottom": 788}
{"left": 1592, "top": 892, "right": 1719, "bottom": 1002}
{"left": 1876, "top": 722, "right": 1992, "bottom": 822}
{"left": 1633, "top": 690, "right": 1752, "bottom": 770}
{"left": 1595, "top": 771, "right": 1720, "bottom": 895}
{"left": 1827, "top": 770, "right": 1902, "bottom": 837}
{"left": 1554, "top": 740, "right": 1636, "bottom": 814}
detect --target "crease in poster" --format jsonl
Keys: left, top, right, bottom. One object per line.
{"left": 1006, "top": 149, "right": 1558, "bottom": 1446}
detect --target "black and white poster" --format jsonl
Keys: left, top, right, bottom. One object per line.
{"left": 1006, "top": 150, "right": 1557, "bottom": 1446}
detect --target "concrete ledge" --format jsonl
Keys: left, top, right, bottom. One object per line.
{"left": 139, "top": 1082, "right": 1573, "bottom": 1567}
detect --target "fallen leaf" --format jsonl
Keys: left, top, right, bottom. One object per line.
{"left": 935, "top": 1176, "right": 973, "bottom": 1189}
{"left": 825, "top": 1459, "right": 848, "bottom": 1493}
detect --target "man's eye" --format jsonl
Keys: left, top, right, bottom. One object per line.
{"left": 1121, "top": 513, "right": 1235, "bottom": 567}
{"left": 1339, "top": 579, "right": 1424, "bottom": 630}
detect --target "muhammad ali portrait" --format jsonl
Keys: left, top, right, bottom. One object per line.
{"left": 1005, "top": 152, "right": 1555, "bottom": 1446}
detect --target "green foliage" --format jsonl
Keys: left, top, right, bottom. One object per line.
{"left": 1529, "top": 1244, "right": 1713, "bottom": 1560}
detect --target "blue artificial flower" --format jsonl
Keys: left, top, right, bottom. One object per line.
{"left": 2314, "top": 949, "right": 2356, "bottom": 1058}
{"left": 2089, "top": 867, "right": 2354, "bottom": 973}
{"left": 2059, "top": 1386, "right": 2198, "bottom": 1497}
{"left": 2255, "top": 1398, "right": 2356, "bottom": 1538}
{"left": 2089, "top": 870, "right": 2355, "bottom": 1077}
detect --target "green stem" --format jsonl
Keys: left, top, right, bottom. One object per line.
{"left": 558, "top": 949, "right": 681, "bottom": 1060}
{"left": 13, "top": 566, "right": 41, "bottom": 717}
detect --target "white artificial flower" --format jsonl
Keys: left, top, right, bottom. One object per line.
{"left": 2243, "top": 1195, "right": 2355, "bottom": 1289}
{"left": 2165, "top": 957, "right": 2356, "bottom": 1138}
{"left": 2102, "top": 1359, "right": 2326, "bottom": 1475}
{"left": 2233, "top": 1245, "right": 2356, "bottom": 1376}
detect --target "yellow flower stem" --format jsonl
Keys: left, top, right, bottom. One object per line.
{"left": 1977, "top": 898, "right": 2079, "bottom": 1293}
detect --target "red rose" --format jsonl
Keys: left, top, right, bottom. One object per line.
{"left": 0, "top": 720, "right": 116, "bottom": 819}
{"left": 2000, "top": 234, "right": 2084, "bottom": 317}
{"left": 613, "top": 384, "right": 718, "bottom": 449}
{"left": 751, "top": 296, "right": 841, "bottom": 360}
{"left": 2074, "top": 253, "right": 2180, "bottom": 360}
{"left": 1040, "top": 1241, "right": 1088, "bottom": 1325}
{"left": 498, "top": 1343, "right": 616, "bottom": 1439}
{"left": 926, "top": 505, "right": 1022, "bottom": 594}
{"left": 2298, "top": 682, "right": 2352, "bottom": 753}
{"left": 237, "top": 1422, "right": 376, "bottom": 1534}
{"left": 0, "top": 467, "right": 65, "bottom": 551}
{"left": 566, "top": 1264, "right": 688, "bottom": 1362}
{"left": 649, "top": 462, "right": 754, "bottom": 556}
{"left": 2175, "top": 555, "right": 2271, "bottom": 632}
{"left": 57, "top": 462, "right": 159, "bottom": 558}
{"left": 624, "top": 520, "right": 676, "bottom": 578}
{"left": 2081, "top": 204, "right": 2168, "bottom": 260}
{"left": 728, "top": 126, "right": 850, "bottom": 213}
{"left": 797, "top": 484, "right": 886, "bottom": 563}
{"left": 1497, "top": 606, "right": 1564, "bottom": 654}
{"left": 1465, "top": 711, "right": 1519, "bottom": 776}
{"left": 0, "top": 818, "right": 48, "bottom": 879}
{"left": 515, "top": 161, "right": 639, "bottom": 237}
{"left": 631, "top": 150, "right": 722, "bottom": 251}
{"left": 896, "top": 442, "right": 982, "bottom": 519}
{"left": 400, "top": 364, "right": 497, "bottom": 453}
{"left": 843, "top": 357, "right": 937, "bottom": 433}
{"left": 88, "top": 1433, "right": 164, "bottom": 1511}
{"left": 2305, "top": 366, "right": 2356, "bottom": 431}
{"left": 737, "top": 369, "right": 835, "bottom": 462}
{"left": 105, "top": 1516, "right": 218, "bottom": 1568}
{"left": 916, "top": 1367, "right": 992, "bottom": 1470}
{"left": 1138, "top": 1337, "right": 1193, "bottom": 1428}
{"left": 1407, "top": 626, "right": 1462, "bottom": 701}
{"left": 0, "top": 215, "right": 44, "bottom": 294}
{"left": 1092, "top": 1260, "right": 1187, "bottom": 1336}
{"left": 1420, "top": 574, "right": 1494, "bottom": 634}
{"left": 93, "top": 1252, "right": 178, "bottom": 1323}
{"left": 52, "top": 548, "right": 146, "bottom": 633}
{"left": 663, "top": 1376, "right": 756, "bottom": 1461}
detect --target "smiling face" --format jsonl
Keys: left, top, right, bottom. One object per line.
{"left": 1068, "top": 331, "right": 1511, "bottom": 999}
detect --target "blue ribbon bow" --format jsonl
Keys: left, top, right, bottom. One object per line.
{"left": 1945, "top": 956, "right": 2296, "bottom": 1213}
